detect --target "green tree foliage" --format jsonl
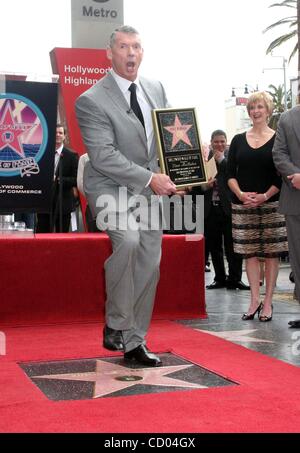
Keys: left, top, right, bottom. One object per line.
{"left": 265, "top": 1, "right": 300, "bottom": 104}
{"left": 268, "top": 83, "right": 292, "bottom": 129}
{"left": 264, "top": 0, "right": 298, "bottom": 62}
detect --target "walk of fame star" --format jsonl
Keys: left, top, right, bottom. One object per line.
{"left": 32, "top": 359, "right": 207, "bottom": 398}
{"left": 0, "top": 101, "right": 33, "bottom": 157}
{"left": 164, "top": 115, "right": 193, "bottom": 149}
{"left": 196, "top": 328, "right": 274, "bottom": 344}
{"left": 20, "top": 353, "right": 237, "bottom": 401}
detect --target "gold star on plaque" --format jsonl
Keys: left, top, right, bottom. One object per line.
{"left": 164, "top": 115, "right": 193, "bottom": 148}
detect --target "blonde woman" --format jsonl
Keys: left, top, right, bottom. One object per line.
{"left": 227, "top": 91, "right": 288, "bottom": 322}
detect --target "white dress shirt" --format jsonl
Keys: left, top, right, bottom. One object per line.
{"left": 111, "top": 70, "right": 154, "bottom": 187}
{"left": 54, "top": 144, "right": 63, "bottom": 179}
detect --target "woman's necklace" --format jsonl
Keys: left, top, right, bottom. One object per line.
{"left": 251, "top": 129, "right": 271, "bottom": 142}
{"left": 248, "top": 128, "right": 273, "bottom": 149}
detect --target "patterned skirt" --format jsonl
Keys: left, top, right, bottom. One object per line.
{"left": 231, "top": 201, "right": 288, "bottom": 258}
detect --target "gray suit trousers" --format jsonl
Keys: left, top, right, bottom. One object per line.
{"left": 285, "top": 215, "right": 300, "bottom": 300}
{"left": 98, "top": 194, "right": 162, "bottom": 352}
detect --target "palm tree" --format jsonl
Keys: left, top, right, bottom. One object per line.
{"left": 264, "top": 1, "right": 298, "bottom": 62}
{"left": 264, "top": 0, "right": 300, "bottom": 103}
{"left": 267, "top": 83, "right": 292, "bottom": 128}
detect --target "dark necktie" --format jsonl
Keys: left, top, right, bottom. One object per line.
{"left": 129, "top": 83, "right": 145, "bottom": 129}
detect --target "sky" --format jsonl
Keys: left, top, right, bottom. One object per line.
{"left": 0, "top": 0, "right": 298, "bottom": 142}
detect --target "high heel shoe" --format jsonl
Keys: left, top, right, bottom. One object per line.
{"left": 259, "top": 304, "right": 273, "bottom": 322}
{"left": 242, "top": 302, "right": 263, "bottom": 321}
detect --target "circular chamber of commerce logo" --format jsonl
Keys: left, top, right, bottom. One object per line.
{"left": 0, "top": 93, "right": 48, "bottom": 177}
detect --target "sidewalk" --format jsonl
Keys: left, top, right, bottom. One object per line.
{"left": 180, "top": 264, "right": 300, "bottom": 367}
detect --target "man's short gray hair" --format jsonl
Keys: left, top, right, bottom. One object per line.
{"left": 109, "top": 25, "right": 140, "bottom": 47}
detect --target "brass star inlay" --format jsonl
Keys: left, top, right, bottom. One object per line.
{"left": 33, "top": 359, "right": 207, "bottom": 398}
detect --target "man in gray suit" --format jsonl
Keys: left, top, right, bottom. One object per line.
{"left": 273, "top": 105, "right": 300, "bottom": 328}
{"left": 76, "top": 25, "right": 177, "bottom": 365}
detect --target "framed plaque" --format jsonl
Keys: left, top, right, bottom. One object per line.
{"left": 152, "top": 107, "right": 208, "bottom": 188}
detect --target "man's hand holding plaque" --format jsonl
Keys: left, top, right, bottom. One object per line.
{"left": 150, "top": 173, "right": 177, "bottom": 196}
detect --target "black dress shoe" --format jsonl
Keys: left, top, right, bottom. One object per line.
{"left": 288, "top": 320, "right": 300, "bottom": 328}
{"left": 103, "top": 325, "right": 123, "bottom": 351}
{"left": 124, "top": 344, "right": 162, "bottom": 367}
{"left": 227, "top": 280, "right": 250, "bottom": 290}
{"left": 206, "top": 281, "right": 226, "bottom": 289}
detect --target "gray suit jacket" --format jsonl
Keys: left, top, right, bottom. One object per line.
{"left": 272, "top": 105, "right": 300, "bottom": 215}
{"left": 75, "top": 72, "right": 169, "bottom": 216}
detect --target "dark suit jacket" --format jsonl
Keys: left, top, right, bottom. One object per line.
{"left": 54, "top": 147, "right": 79, "bottom": 215}
{"left": 193, "top": 151, "right": 231, "bottom": 218}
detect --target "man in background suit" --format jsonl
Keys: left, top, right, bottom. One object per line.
{"left": 194, "top": 130, "right": 249, "bottom": 290}
{"left": 36, "top": 124, "right": 79, "bottom": 233}
{"left": 76, "top": 26, "right": 177, "bottom": 366}
{"left": 273, "top": 105, "right": 300, "bottom": 328}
